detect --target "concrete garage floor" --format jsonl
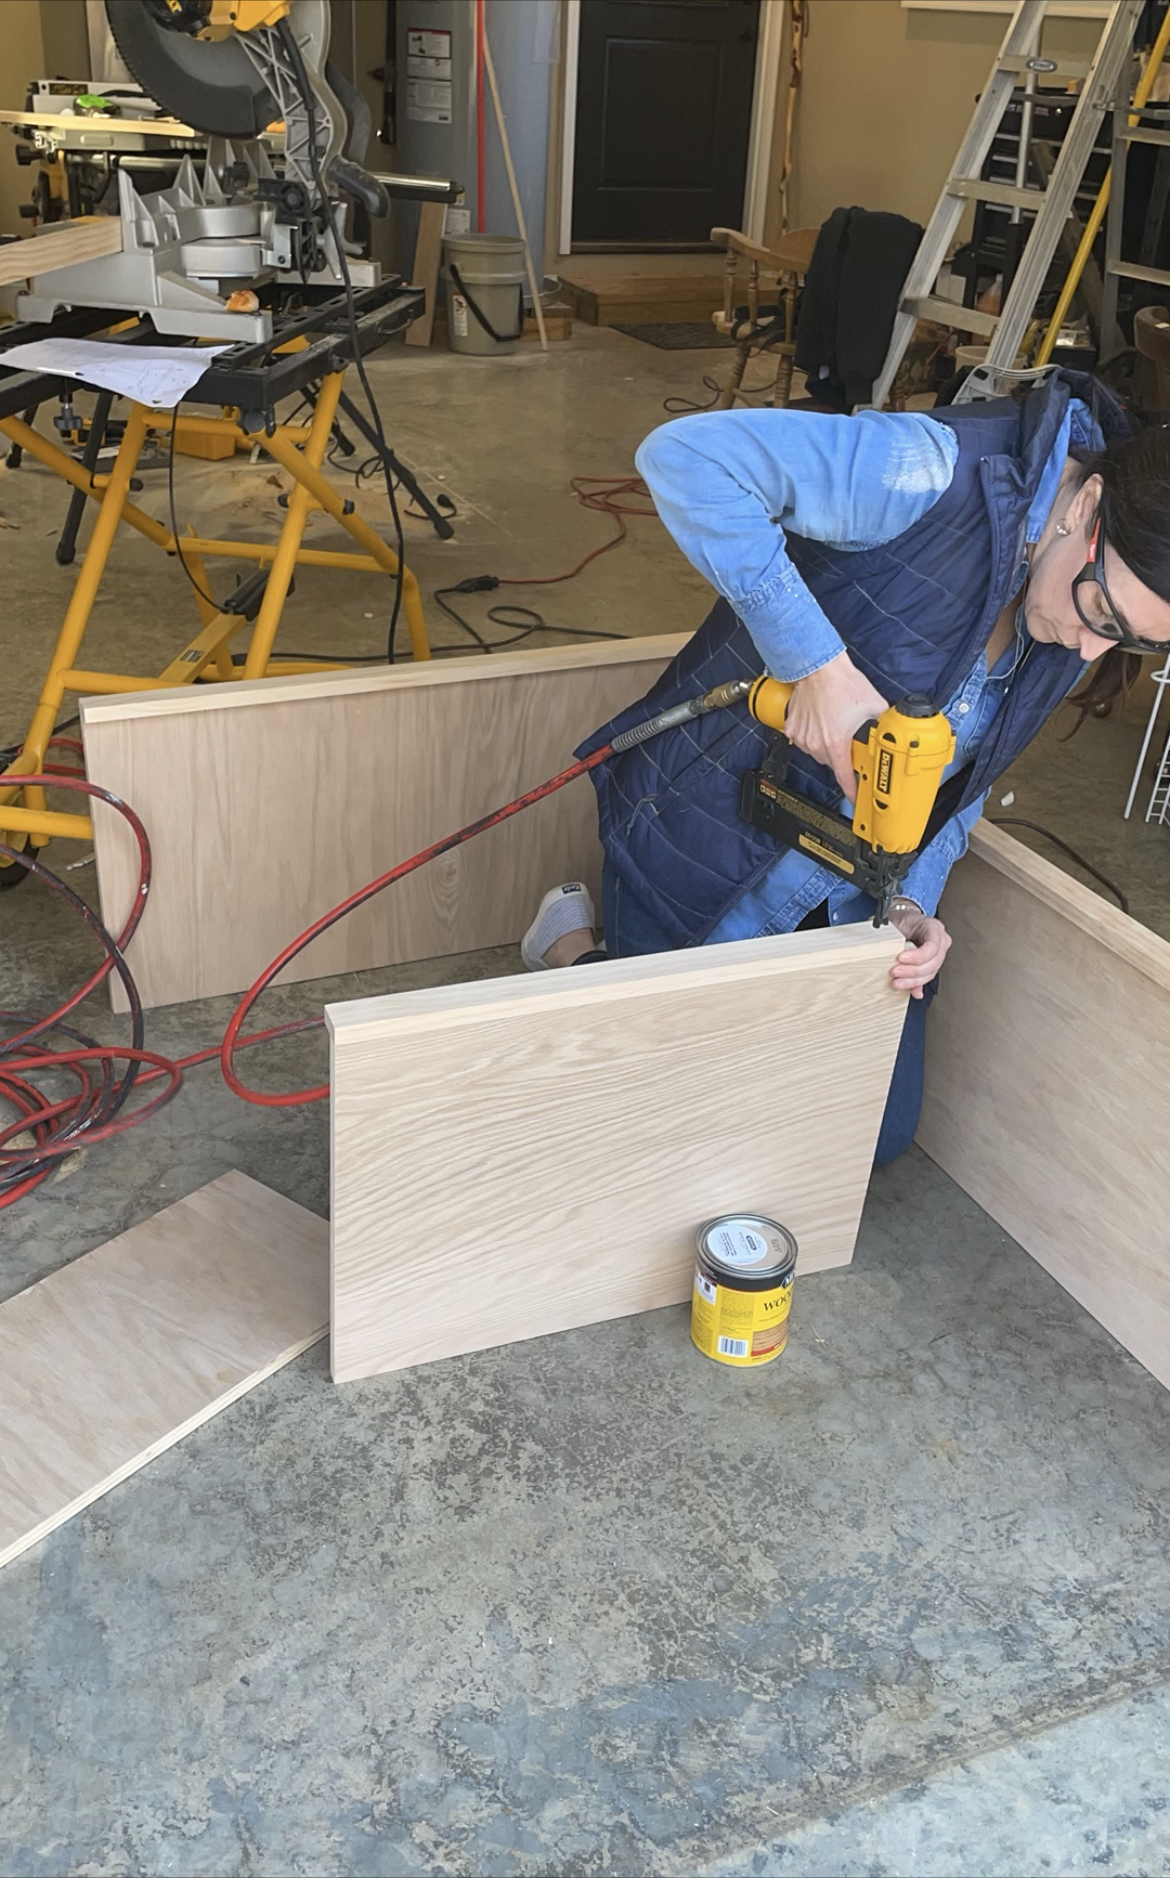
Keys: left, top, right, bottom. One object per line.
{"left": 1, "top": 328, "right": 1169, "bottom": 1878}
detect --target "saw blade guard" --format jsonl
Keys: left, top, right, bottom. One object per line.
{"left": 103, "top": 0, "right": 383, "bottom": 287}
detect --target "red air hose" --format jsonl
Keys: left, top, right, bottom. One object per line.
{"left": 0, "top": 747, "right": 615, "bottom": 1205}
{"left": 219, "top": 746, "right": 614, "bottom": 1105}
{"left": 1, "top": 478, "right": 666, "bottom": 1206}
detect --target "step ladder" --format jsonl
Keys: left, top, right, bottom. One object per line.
{"left": 867, "top": 0, "right": 1143, "bottom": 412}
{"left": 1101, "top": 99, "right": 1170, "bottom": 356}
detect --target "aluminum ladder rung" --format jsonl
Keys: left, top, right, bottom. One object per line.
{"left": 1106, "top": 258, "right": 1170, "bottom": 286}
{"left": 997, "top": 52, "right": 1093, "bottom": 79}
{"left": 902, "top": 296, "right": 1000, "bottom": 335}
{"left": 948, "top": 177, "right": 1051, "bottom": 211}
{"left": 1115, "top": 122, "right": 1170, "bottom": 147}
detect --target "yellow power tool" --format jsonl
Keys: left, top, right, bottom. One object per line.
{"left": 611, "top": 675, "right": 956, "bottom": 927}
{"left": 741, "top": 678, "right": 955, "bottom": 924}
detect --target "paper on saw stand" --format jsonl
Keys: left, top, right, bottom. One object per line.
{"left": 1, "top": 338, "right": 231, "bottom": 409}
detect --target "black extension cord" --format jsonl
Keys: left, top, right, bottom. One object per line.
{"left": 990, "top": 817, "right": 1130, "bottom": 914}
{"left": 430, "top": 574, "right": 625, "bottom": 657}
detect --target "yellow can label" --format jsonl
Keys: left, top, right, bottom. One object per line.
{"left": 690, "top": 1264, "right": 794, "bottom": 1366}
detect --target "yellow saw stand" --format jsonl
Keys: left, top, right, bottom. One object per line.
{"left": 0, "top": 368, "right": 431, "bottom": 863}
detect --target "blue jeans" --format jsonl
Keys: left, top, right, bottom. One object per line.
{"left": 596, "top": 866, "right": 924, "bottom": 1167}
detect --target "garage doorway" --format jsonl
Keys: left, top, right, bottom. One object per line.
{"left": 562, "top": 0, "right": 780, "bottom": 253}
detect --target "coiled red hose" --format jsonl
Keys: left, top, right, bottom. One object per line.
{"left": 0, "top": 746, "right": 613, "bottom": 1205}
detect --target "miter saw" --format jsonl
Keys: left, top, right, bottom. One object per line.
{"left": 15, "top": 0, "right": 392, "bottom": 343}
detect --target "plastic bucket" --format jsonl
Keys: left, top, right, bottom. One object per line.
{"left": 442, "top": 233, "right": 526, "bottom": 357}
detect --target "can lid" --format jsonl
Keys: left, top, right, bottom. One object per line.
{"left": 696, "top": 1214, "right": 798, "bottom": 1280}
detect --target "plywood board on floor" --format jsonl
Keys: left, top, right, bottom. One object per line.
{"left": 0, "top": 1172, "right": 328, "bottom": 1569}
{"left": 328, "top": 925, "right": 906, "bottom": 1382}
{"left": 917, "top": 822, "right": 1170, "bottom": 1391}
{"left": 80, "top": 636, "right": 686, "bottom": 1011}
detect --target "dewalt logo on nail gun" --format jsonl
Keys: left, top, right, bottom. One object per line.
{"left": 877, "top": 749, "right": 894, "bottom": 798}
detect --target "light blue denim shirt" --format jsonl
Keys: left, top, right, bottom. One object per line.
{"left": 634, "top": 402, "right": 1086, "bottom": 931}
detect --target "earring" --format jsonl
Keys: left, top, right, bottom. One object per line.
{"left": 1055, "top": 521, "right": 1071, "bottom": 536}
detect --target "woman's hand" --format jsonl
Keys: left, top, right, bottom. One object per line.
{"left": 889, "top": 903, "right": 952, "bottom": 999}
{"left": 784, "top": 651, "right": 890, "bottom": 802}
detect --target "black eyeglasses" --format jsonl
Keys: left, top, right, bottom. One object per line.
{"left": 1072, "top": 520, "right": 1170, "bottom": 655}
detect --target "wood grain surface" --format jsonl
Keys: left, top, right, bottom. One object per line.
{"left": 328, "top": 926, "right": 906, "bottom": 1382}
{"left": 0, "top": 217, "right": 123, "bottom": 287}
{"left": 0, "top": 1173, "right": 328, "bottom": 1569}
{"left": 81, "top": 637, "right": 686, "bottom": 1011}
{"left": 404, "top": 200, "right": 447, "bottom": 347}
{"left": 917, "top": 823, "right": 1170, "bottom": 1391}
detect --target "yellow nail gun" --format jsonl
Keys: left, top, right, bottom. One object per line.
{"left": 740, "top": 678, "right": 955, "bottom": 925}
{"left": 610, "top": 676, "right": 956, "bottom": 927}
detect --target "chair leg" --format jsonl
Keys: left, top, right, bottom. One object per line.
{"left": 771, "top": 273, "right": 798, "bottom": 408}
{"left": 772, "top": 349, "right": 795, "bottom": 409}
{"left": 719, "top": 342, "right": 751, "bottom": 409}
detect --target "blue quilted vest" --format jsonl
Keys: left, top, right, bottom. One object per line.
{"left": 580, "top": 374, "right": 1124, "bottom": 947}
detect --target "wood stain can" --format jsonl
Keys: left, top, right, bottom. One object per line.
{"left": 690, "top": 1215, "right": 798, "bottom": 1367}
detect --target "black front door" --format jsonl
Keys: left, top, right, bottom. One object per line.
{"left": 572, "top": 0, "right": 761, "bottom": 248}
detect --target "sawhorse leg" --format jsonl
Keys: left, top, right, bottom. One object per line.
{"left": 56, "top": 390, "right": 116, "bottom": 567}
{"left": 336, "top": 387, "right": 454, "bottom": 540}
{"left": 239, "top": 374, "right": 345, "bottom": 679}
{"left": 242, "top": 375, "right": 431, "bottom": 671}
{"left": 1, "top": 403, "right": 151, "bottom": 837}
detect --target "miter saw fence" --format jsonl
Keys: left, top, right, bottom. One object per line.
{"left": 17, "top": 0, "right": 390, "bottom": 343}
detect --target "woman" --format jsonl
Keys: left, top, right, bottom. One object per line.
{"left": 523, "top": 371, "right": 1170, "bottom": 1161}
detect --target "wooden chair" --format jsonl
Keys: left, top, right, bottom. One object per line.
{"left": 709, "top": 224, "right": 820, "bottom": 409}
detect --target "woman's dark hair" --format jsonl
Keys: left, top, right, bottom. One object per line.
{"left": 1061, "top": 419, "right": 1170, "bottom": 734}
{"left": 1091, "top": 422, "right": 1170, "bottom": 602}
{"left": 1062, "top": 646, "right": 1144, "bottom": 735}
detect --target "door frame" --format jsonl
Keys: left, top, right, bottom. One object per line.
{"left": 557, "top": 0, "right": 784, "bottom": 255}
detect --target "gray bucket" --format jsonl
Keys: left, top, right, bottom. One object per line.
{"left": 442, "top": 233, "right": 526, "bottom": 357}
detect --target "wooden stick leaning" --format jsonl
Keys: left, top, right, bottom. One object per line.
{"left": 404, "top": 199, "right": 448, "bottom": 348}
{"left": 481, "top": 28, "right": 548, "bottom": 352}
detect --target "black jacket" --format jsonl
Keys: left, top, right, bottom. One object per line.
{"left": 794, "top": 206, "right": 923, "bottom": 408}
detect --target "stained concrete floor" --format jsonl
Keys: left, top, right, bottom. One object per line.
{"left": 1, "top": 328, "right": 1169, "bottom": 1878}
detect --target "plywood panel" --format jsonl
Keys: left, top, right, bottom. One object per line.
{"left": 404, "top": 199, "right": 447, "bottom": 347}
{"left": 917, "top": 823, "right": 1170, "bottom": 1391}
{"left": 80, "top": 636, "right": 686, "bottom": 1011}
{"left": 328, "top": 926, "right": 906, "bottom": 1382}
{"left": 0, "top": 1172, "right": 328, "bottom": 1569}
{"left": 0, "top": 217, "right": 123, "bottom": 287}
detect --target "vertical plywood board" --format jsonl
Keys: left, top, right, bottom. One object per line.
{"left": 917, "top": 823, "right": 1170, "bottom": 1391}
{"left": 0, "top": 1172, "right": 328, "bottom": 1570}
{"left": 404, "top": 199, "right": 448, "bottom": 346}
{"left": 328, "top": 926, "right": 906, "bottom": 1382}
{"left": 80, "top": 636, "right": 686, "bottom": 1012}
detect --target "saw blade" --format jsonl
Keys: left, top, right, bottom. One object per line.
{"left": 104, "top": 0, "right": 277, "bottom": 139}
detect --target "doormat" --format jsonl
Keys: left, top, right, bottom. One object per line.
{"left": 611, "top": 322, "right": 736, "bottom": 350}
